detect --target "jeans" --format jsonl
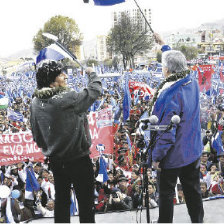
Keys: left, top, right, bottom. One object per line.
{"left": 158, "top": 159, "right": 204, "bottom": 223}
{"left": 50, "top": 155, "right": 95, "bottom": 223}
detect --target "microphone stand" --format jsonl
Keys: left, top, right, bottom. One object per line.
{"left": 137, "top": 122, "right": 175, "bottom": 223}
{"left": 136, "top": 134, "right": 150, "bottom": 223}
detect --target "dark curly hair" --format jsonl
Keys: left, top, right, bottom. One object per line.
{"left": 36, "top": 60, "right": 63, "bottom": 89}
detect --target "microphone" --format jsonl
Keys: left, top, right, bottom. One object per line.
{"left": 149, "top": 115, "right": 159, "bottom": 125}
{"left": 165, "top": 115, "right": 181, "bottom": 131}
{"left": 140, "top": 115, "right": 159, "bottom": 125}
{"left": 140, "top": 115, "right": 159, "bottom": 130}
{"left": 171, "top": 115, "right": 181, "bottom": 125}
{"left": 146, "top": 115, "right": 181, "bottom": 131}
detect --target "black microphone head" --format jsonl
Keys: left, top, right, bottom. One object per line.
{"left": 149, "top": 115, "right": 159, "bottom": 124}
{"left": 171, "top": 115, "right": 180, "bottom": 124}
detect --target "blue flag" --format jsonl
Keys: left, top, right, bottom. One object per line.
{"left": 94, "top": 0, "right": 125, "bottom": 6}
{"left": 26, "top": 166, "right": 40, "bottom": 192}
{"left": 212, "top": 131, "right": 224, "bottom": 156}
{"left": 70, "top": 190, "right": 78, "bottom": 216}
{"left": 123, "top": 75, "right": 131, "bottom": 121}
{"left": 96, "top": 156, "right": 108, "bottom": 183}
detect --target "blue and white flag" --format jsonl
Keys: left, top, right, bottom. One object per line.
{"left": 25, "top": 166, "right": 40, "bottom": 200}
{"left": 36, "top": 44, "right": 73, "bottom": 64}
{"left": 93, "top": 0, "right": 125, "bottom": 6}
{"left": 70, "top": 190, "right": 79, "bottom": 216}
{"left": 96, "top": 156, "right": 108, "bottom": 183}
{"left": 7, "top": 109, "right": 24, "bottom": 122}
{"left": 212, "top": 131, "right": 224, "bottom": 156}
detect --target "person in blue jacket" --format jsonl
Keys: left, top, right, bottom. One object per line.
{"left": 150, "top": 33, "right": 204, "bottom": 223}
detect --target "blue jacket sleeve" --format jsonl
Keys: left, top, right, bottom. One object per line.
{"left": 152, "top": 94, "right": 181, "bottom": 162}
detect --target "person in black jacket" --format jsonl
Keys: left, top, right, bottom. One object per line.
{"left": 30, "top": 60, "right": 102, "bottom": 223}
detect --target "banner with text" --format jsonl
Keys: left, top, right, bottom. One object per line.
{"left": 0, "top": 108, "right": 115, "bottom": 165}
{"left": 0, "top": 132, "right": 44, "bottom": 166}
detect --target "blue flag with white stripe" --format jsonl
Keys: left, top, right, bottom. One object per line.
{"left": 93, "top": 0, "right": 125, "bottom": 6}
{"left": 36, "top": 44, "right": 73, "bottom": 64}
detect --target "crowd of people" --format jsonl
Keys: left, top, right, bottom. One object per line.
{"left": 0, "top": 60, "right": 224, "bottom": 222}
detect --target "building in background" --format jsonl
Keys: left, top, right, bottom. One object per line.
{"left": 81, "top": 35, "right": 110, "bottom": 62}
{"left": 112, "top": 7, "right": 151, "bottom": 32}
{"left": 164, "top": 23, "right": 224, "bottom": 58}
{"left": 112, "top": 7, "right": 153, "bottom": 67}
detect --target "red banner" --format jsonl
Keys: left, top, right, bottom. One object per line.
{"left": 196, "top": 65, "right": 214, "bottom": 92}
{"left": 0, "top": 132, "right": 44, "bottom": 166}
{"left": 220, "top": 64, "right": 224, "bottom": 82}
{"left": 88, "top": 107, "right": 115, "bottom": 158}
{"left": 0, "top": 108, "right": 115, "bottom": 165}
{"left": 129, "top": 80, "right": 154, "bottom": 99}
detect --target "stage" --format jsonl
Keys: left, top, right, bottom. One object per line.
{"left": 28, "top": 198, "right": 224, "bottom": 223}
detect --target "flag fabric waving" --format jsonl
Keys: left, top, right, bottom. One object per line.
{"left": 7, "top": 109, "right": 24, "bottom": 122}
{"left": 25, "top": 166, "right": 40, "bottom": 200}
{"left": 70, "top": 190, "right": 79, "bottom": 216}
{"left": 36, "top": 44, "right": 73, "bottom": 64}
{"left": 212, "top": 131, "right": 224, "bottom": 156}
{"left": 93, "top": 0, "right": 125, "bottom": 6}
{"left": 96, "top": 156, "right": 108, "bottom": 183}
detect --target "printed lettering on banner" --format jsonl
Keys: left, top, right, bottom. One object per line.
{"left": 0, "top": 132, "right": 44, "bottom": 166}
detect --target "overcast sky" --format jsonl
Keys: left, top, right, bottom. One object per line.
{"left": 0, "top": 0, "right": 224, "bottom": 57}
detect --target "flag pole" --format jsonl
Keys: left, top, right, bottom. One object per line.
{"left": 132, "top": 0, "right": 154, "bottom": 34}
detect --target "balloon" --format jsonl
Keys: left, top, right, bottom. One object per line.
{"left": 0, "top": 185, "right": 11, "bottom": 198}
{"left": 11, "top": 189, "right": 20, "bottom": 199}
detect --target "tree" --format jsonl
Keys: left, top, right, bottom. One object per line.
{"left": 33, "top": 15, "right": 83, "bottom": 55}
{"left": 103, "top": 58, "right": 113, "bottom": 67}
{"left": 173, "top": 45, "right": 198, "bottom": 61}
{"left": 107, "top": 12, "right": 153, "bottom": 70}
{"left": 86, "top": 59, "right": 99, "bottom": 67}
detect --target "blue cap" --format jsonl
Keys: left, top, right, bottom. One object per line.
{"left": 161, "top": 45, "right": 171, "bottom": 52}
